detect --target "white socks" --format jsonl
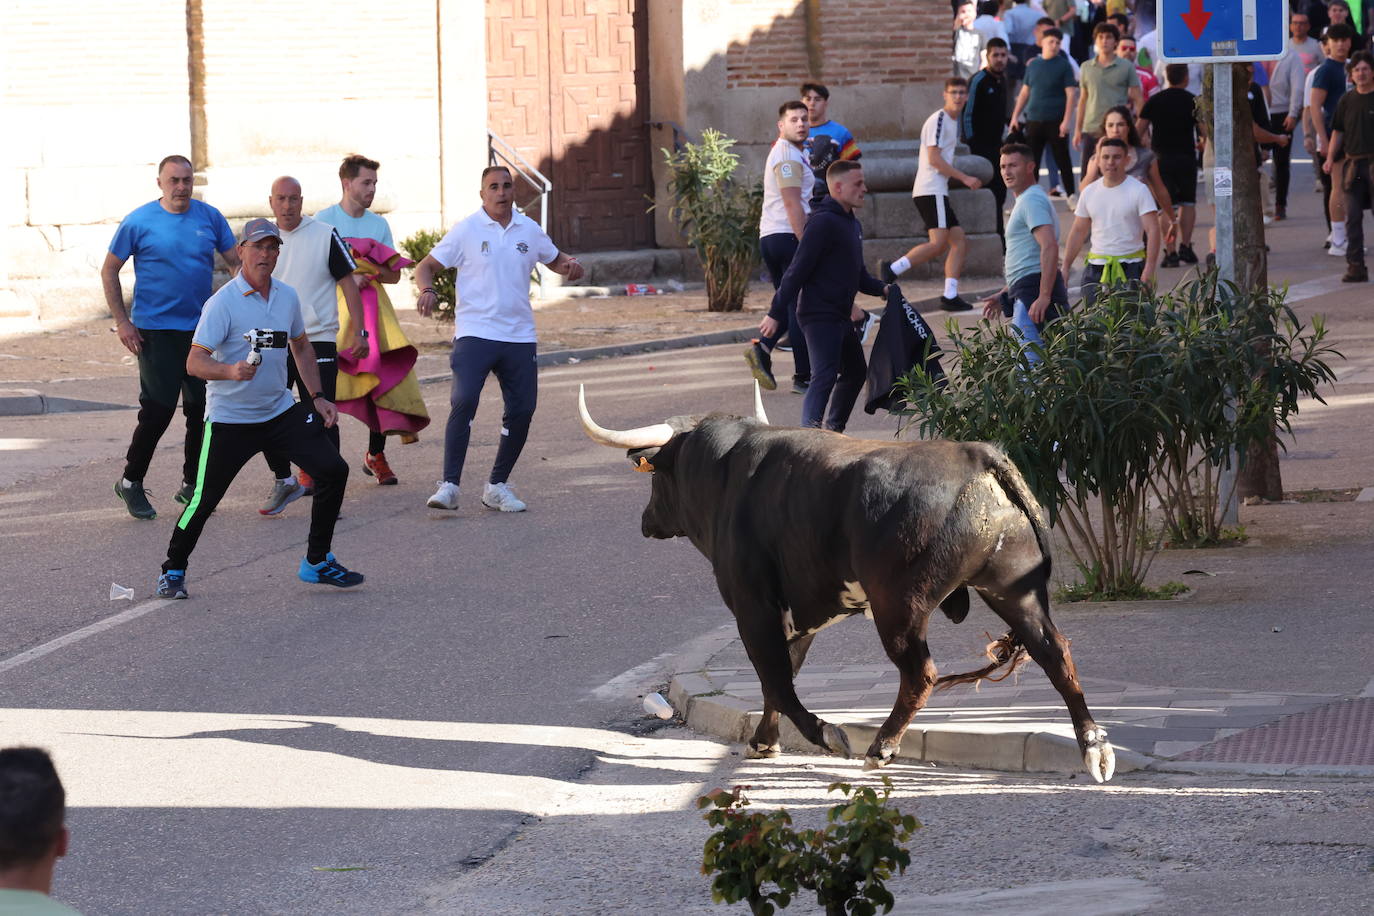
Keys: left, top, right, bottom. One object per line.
{"left": 1332, "top": 224, "right": 1348, "bottom": 246}
{"left": 890, "top": 256, "right": 912, "bottom": 276}
{"left": 944, "top": 278, "right": 959, "bottom": 298}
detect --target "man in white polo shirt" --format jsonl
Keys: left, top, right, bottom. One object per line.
{"left": 258, "top": 176, "right": 368, "bottom": 516}
{"left": 744, "top": 100, "right": 813, "bottom": 394}
{"left": 412, "top": 166, "right": 585, "bottom": 513}
{"left": 1060, "top": 138, "right": 1161, "bottom": 307}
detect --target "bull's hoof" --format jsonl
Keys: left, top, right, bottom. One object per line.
{"left": 1082, "top": 727, "right": 1116, "bottom": 783}
{"left": 862, "top": 742, "right": 899, "bottom": 771}
{"left": 821, "top": 722, "right": 852, "bottom": 758}
{"left": 746, "top": 741, "right": 781, "bottom": 759}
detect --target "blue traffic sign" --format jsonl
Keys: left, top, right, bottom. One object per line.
{"left": 1159, "top": 0, "right": 1287, "bottom": 62}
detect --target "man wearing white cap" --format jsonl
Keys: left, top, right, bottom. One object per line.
{"left": 155, "top": 218, "right": 363, "bottom": 599}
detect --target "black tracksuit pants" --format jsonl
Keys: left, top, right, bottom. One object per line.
{"left": 123, "top": 329, "right": 206, "bottom": 485}
{"left": 164, "top": 403, "right": 349, "bottom": 572}
{"left": 266, "top": 342, "right": 340, "bottom": 477}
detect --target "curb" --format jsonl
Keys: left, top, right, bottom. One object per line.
{"left": 666, "top": 673, "right": 1374, "bottom": 779}
{"left": 0, "top": 388, "right": 131, "bottom": 418}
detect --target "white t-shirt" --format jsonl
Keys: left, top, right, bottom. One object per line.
{"left": 759, "top": 138, "right": 813, "bottom": 237}
{"left": 913, "top": 109, "right": 958, "bottom": 198}
{"left": 1074, "top": 175, "right": 1158, "bottom": 261}
{"left": 275, "top": 216, "right": 357, "bottom": 342}
{"left": 428, "top": 208, "right": 559, "bottom": 343}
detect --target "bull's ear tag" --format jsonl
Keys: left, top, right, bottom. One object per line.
{"left": 635, "top": 456, "right": 655, "bottom": 472}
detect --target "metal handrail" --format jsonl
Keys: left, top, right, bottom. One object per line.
{"left": 487, "top": 130, "right": 552, "bottom": 235}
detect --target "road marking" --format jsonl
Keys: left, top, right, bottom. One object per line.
{"left": 0, "top": 599, "right": 166, "bottom": 676}
{"left": 1285, "top": 274, "right": 1346, "bottom": 303}
{"left": 587, "top": 622, "right": 737, "bottom": 701}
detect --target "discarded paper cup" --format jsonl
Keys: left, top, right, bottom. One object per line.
{"left": 109, "top": 583, "right": 135, "bottom": 601}
{"left": 642, "top": 692, "right": 674, "bottom": 719}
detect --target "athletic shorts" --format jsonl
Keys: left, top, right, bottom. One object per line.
{"left": 913, "top": 194, "right": 959, "bottom": 231}
{"left": 1157, "top": 153, "right": 1198, "bottom": 206}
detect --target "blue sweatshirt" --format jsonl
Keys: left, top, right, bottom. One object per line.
{"left": 771, "top": 196, "right": 886, "bottom": 324}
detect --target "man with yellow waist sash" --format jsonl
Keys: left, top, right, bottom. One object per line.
{"left": 1061, "top": 136, "right": 1161, "bottom": 307}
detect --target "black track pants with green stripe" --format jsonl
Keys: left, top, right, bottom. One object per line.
{"left": 163, "top": 403, "right": 349, "bottom": 573}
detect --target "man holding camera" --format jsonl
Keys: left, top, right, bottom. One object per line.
{"left": 155, "top": 219, "right": 362, "bottom": 599}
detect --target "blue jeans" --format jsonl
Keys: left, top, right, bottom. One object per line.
{"left": 759, "top": 232, "right": 811, "bottom": 380}
{"left": 443, "top": 337, "right": 537, "bottom": 486}
{"left": 1010, "top": 299, "right": 1046, "bottom": 364}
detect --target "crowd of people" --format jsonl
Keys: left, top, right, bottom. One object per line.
{"left": 106, "top": 153, "right": 582, "bottom": 600}
{"left": 745, "top": 1, "right": 1374, "bottom": 430}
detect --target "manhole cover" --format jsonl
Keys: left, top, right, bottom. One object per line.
{"left": 1174, "top": 698, "right": 1374, "bottom": 765}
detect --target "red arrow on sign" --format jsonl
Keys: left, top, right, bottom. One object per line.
{"left": 1182, "top": 0, "right": 1213, "bottom": 40}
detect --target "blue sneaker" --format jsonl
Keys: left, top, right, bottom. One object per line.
{"left": 298, "top": 553, "right": 364, "bottom": 588}
{"left": 156, "top": 570, "right": 188, "bottom": 599}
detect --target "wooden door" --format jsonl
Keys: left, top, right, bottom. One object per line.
{"left": 486, "top": 0, "right": 653, "bottom": 251}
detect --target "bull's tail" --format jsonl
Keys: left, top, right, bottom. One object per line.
{"left": 934, "top": 629, "right": 1029, "bottom": 691}
{"left": 985, "top": 447, "right": 1053, "bottom": 580}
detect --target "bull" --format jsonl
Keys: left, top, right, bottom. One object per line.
{"left": 579, "top": 384, "right": 1116, "bottom": 782}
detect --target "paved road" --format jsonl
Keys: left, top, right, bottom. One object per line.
{"left": 0, "top": 338, "right": 901, "bottom": 914}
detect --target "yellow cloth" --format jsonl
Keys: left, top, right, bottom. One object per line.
{"left": 1086, "top": 249, "right": 1146, "bottom": 286}
{"left": 335, "top": 258, "right": 429, "bottom": 436}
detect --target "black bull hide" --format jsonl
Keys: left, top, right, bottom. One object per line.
{"left": 621, "top": 414, "right": 1116, "bottom": 781}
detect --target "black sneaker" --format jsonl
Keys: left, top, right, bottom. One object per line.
{"left": 298, "top": 553, "right": 365, "bottom": 588}
{"left": 940, "top": 295, "right": 974, "bottom": 312}
{"left": 156, "top": 569, "right": 188, "bottom": 599}
{"left": 791, "top": 376, "right": 810, "bottom": 395}
{"left": 1162, "top": 251, "right": 1180, "bottom": 268}
{"left": 1177, "top": 243, "right": 1199, "bottom": 265}
{"left": 173, "top": 480, "right": 196, "bottom": 505}
{"left": 115, "top": 479, "right": 156, "bottom": 520}
{"left": 774, "top": 333, "right": 792, "bottom": 353}
{"left": 879, "top": 260, "right": 897, "bottom": 283}
{"left": 744, "top": 340, "right": 777, "bottom": 390}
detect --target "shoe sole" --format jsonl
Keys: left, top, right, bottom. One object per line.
{"left": 744, "top": 349, "right": 777, "bottom": 391}
{"left": 114, "top": 481, "right": 156, "bottom": 520}
{"left": 260, "top": 486, "right": 308, "bottom": 516}
{"left": 361, "top": 465, "right": 399, "bottom": 485}
{"left": 427, "top": 498, "right": 459, "bottom": 509}
{"left": 481, "top": 499, "right": 526, "bottom": 512}
{"left": 157, "top": 590, "right": 188, "bottom": 599}
{"left": 300, "top": 572, "right": 365, "bottom": 587}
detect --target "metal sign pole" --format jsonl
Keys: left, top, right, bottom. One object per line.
{"left": 1213, "top": 63, "right": 1241, "bottom": 525}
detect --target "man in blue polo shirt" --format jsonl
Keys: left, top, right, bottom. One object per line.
{"left": 155, "top": 219, "right": 361, "bottom": 599}
{"left": 412, "top": 166, "right": 585, "bottom": 513}
{"left": 102, "top": 155, "right": 238, "bottom": 520}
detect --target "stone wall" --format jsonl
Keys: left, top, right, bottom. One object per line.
{"left": 3, "top": 0, "right": 488, "bottom": 323}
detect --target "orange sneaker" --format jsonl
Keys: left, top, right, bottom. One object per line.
{"left": 296, "top": 469, "right": 315, "bottom": 494}
{"left": 362, "top": 451, "right": 398, "bottom": 485}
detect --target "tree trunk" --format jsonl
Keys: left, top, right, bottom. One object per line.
{"left": 1213, "top": 63, "right": 1285, "bottom": 501}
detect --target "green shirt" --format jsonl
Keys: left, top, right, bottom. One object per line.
{"left": 0, "top": 890, "right": 82, "bottom": 916}
{"left": 1080, "top": 56, "right": 1140, "bottom": 136}
{"left": 1025, "top": 54, "right": 1078, "bottom": 122}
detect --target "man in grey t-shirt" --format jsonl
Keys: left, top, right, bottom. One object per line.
{"left": 155, "top": 219, "right": 363, "bottom": 600}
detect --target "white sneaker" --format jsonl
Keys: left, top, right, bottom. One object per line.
{"left": 482, "top": 481, "right": 527, "bottom": 512}
{"left": 426, "top": 481, "right": 460, "bottom": 510}
{"left": 1329, "top": 242, "right": 1348, "bottom": 257}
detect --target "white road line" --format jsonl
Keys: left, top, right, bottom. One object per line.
{"left": 0, "top": 599, "right": 166, "bottom": 676}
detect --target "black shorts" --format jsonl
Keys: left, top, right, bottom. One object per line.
{"left": 913, "top": 194, "right": 960, "bottom": 231}
{"left": 1157, "top": 152, "right": 1198, "bottom": 206}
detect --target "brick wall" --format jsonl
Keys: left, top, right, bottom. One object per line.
{"left": 725, "top": 0, "right": 950, "bottom": 89}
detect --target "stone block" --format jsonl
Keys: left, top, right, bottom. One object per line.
{"left": 651, "top": 249, "right": 684, "bottom": 278}
{"left": 855, "top": 197, "right": 878, "bottom": 239}
{"left": 5, "top": 171, "right": 28, "bottom": 226}
{"left": 955, "top": 153, "right": 995, "bottom": 185}
{"left": 923, "top": 726, "right": 1028, "bottom": 772}
{"left": 860, "top": 235, "right": 1003, "bottom": 280}
{"left": 27, "top": 166, "right": 156, "bottom": 227}
{"left": 684, "top": 693, "right": 757, "bottom": 744}
{"left": 874, "top": 191, "right": 918, "bottom": 239}
{"left": 948, "top": 188, "right": 997, "bottom": 235}
{"left": 578, "top": 250, "right": 655, "bottom": 285}
{"left": 860, "top": 154, "right": 916, "bottom": 194}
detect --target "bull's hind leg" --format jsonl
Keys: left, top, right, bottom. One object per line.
{"left": 975, "top": 583, "right": 1116, "bottom": 783}
{"left": 863, "top": 590, "right": 940, "bottom": 770}
{"left": 748, "top": 632, "right": 818, "bottom": 758}
{"left": 734, "top": 609, "right": 851, "bottom": 759}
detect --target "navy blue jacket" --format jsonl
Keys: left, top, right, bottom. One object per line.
{"left": 771, "top": 196, "right": 885, "bottom": 324}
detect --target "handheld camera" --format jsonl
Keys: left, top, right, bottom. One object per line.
{"left": 243, "top": 329, "right": 288, "bottom": 366}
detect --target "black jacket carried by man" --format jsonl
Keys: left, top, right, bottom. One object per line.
{"left": 771, "top": 196, "right": 886, "bottom": 325}
{"left": 864, "top": 285, "right": 946, "bottom": 415}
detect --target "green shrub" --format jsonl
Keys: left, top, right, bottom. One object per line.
{"left": 699, "top": 779, "right": 919, "bottom": 915}
{"left": 659, "top": 129, "right": 763, "bottom": 312}
{"left": 899, "top": 277, "right": 1338, "bottom": 598}
{"left": 398, "top": 229, "right": 455, "bottom": 322}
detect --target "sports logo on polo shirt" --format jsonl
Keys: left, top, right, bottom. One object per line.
{"left": 481, "top": 241, "right": 491, "bottom": 255}
{"left": 516, "top": 241, "right": 529, "bottom": 254}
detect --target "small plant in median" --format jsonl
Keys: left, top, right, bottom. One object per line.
{"left": 399, "top": 230, "right": 455, "bottom": 322}
{"left": 899, "top": 276, "right": 1338, "bottom": 599}
{"left": 659, "top": 129, "right": 764, "bottom": 312}
{"left": 699, "top": 778, "right": 919, "bottom": 915}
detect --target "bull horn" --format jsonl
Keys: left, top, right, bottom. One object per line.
{"left": 753, "top": 380, "right": 769, "bottom": 424}
{"left": 578, "top": 385, "right": 675, "bottom": 449}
